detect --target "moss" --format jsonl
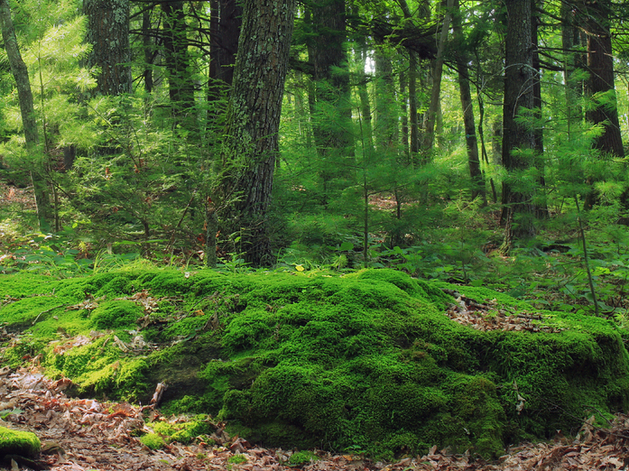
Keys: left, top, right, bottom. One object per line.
{"left": 0, "top": 426, "right": 41, "bottom": 457}
{"left": 2, "top": 268, "right": 629, "bottom": 460}
{"left": 228, "top": 454, "right": 247, "bottom": 464}
{"left": 90, "top": 299, "right": 142, "bottom": 330}
{"left": 288, "top": 450, "right": 319, "bottom": 466}
{"left": 151, "top": 415, "right": 213, "bottom": 444}
{"left": 140, "top": 433, "right": 165, "bottom": 450}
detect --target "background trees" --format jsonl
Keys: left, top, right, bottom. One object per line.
{"left": 0, "top": 0, "right": 628, "bottom": 296}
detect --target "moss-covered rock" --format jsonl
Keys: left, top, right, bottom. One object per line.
{"left": 1, "top": 267, "right": 628, "bottom": 459}
{"left": 0, "top": 426, "right": 41, "bottom": 457}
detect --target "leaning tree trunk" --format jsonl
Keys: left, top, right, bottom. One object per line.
{"left": 0, "top": 0, "right": 52, "bottom": 231}
{"left": 219, "top": 0, "right": 296, "bottom": 267}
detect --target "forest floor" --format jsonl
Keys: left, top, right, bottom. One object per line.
{"left": 1, "top": 364, "right": 629, "bottom": 471}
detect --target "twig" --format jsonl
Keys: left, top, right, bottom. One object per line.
{"left": 32, "top": 304, "right": 64, "bottom": 325}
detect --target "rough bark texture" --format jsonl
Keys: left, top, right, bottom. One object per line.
{"left": 0, "top": 0, "right": 52, "bottom": 231}
{"left": 84, "top": 0, "right": 132, "bottom": 96}
{"left": 220, "top": 0, "right": 296, "bottom": 266}
{"left": 501, "top": 0, "right": 537, "bottom": 252}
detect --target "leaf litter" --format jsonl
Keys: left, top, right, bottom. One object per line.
{"left": 1, "top": 365, "right": 629, "bottom": 470}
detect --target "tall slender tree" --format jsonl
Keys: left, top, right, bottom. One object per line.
{"left": 0, "top": 0, "right": 52, "bottom": 231}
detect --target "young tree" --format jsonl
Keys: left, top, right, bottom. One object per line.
{"left": 219, "top": 0, "right": 296, "bottom": 266}
{"left": 0, "top": 0, "right": 52, "bottom": 231}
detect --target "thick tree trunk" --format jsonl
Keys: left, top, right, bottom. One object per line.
{"left": 0, "top": 0, "right": 52, "bottom": 231}
{"left": 219, "top": 0, "right": 295, "bottom": 266}
{"left": 501, "top": 0, "right": 537, "bottom": 252}
{"left": 576, "top": 0, "right": 624, "bottom": 209}
{"left": 84, "top": 0, "right": 131, "bottom": 96}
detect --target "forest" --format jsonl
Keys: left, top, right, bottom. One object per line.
{"left": 3, "top": 0, "right": 629, "bottom": 468}
{"left": 0, "top": 0, "right": 628, "bottom": 303}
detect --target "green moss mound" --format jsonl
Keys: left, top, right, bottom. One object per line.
{"left": 0, "top": 426, "right": 41, "bottom": 457}
{"left": 1, "top": 268, "right": 628, "bottom": 459}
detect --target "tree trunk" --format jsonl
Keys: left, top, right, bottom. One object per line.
{"left": 356, "top": 40, "right": 374, "bottom": 156}
{"left": 583, "top": 0, "right": 623, "bottom": 158}
{"left": 397, "top": 0, "right": 420, "bottom": 165}
{"left": 142, "top": 10, "right": 154, "bottom": 93}
{"left": 219, "top": 0, "right": 295, "bottom": 267}
{"left": 161, "top": 2, "right": 195, "bottom": 123}
{"left": 501, "top": 0, "right": 537, "bottom": 252}
{"left": 374, "top": 48, "right": 397, "bottom": 152}
{"left": 422, "top": 0, "right": 454, "bottom": 157}
{"left": 531, "top": 0, "right": 548, "bottom": 218}
{"left": 84, "top": 0, "right": 131, "bottom": 96}
{"left": 453, "top": 0, "right": 485, "bottom": 203}
{"left": 306, "top": 0, "right": 352, "bottom": 200}
{"left": 0, "top": 0, "right": 52, "bottom": 231}
{"left": 208, "top": 0, "right": 241, "bottom": 94}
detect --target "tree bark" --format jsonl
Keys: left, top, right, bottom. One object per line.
{"left": 422, "top": 0, "right": 454, "bottom": 157}
{"left": 0, "top": 0, "right": 52, "bottom": 231}
{"left": 501, "top": 0, "right": 537, "bottom": 252}
{"left": 208, "top": 0, "right": 241, "bottom": 93}
{"left": 583, "top": 0, "right": 623, "bottom": 158}
{"left": 161, "top": 2, "right": 195, "bottom": 123}
{"left": 306, "top": 0, "right": 352, "bottom": 200}
{"left": 84, "top": 0, "right": 132, "bottom": 96}
{"left": 453, "top": 0, "right": 485, "bottom": 203}
{"left": 219, "top": 0, "right": 295, "bottom": 266}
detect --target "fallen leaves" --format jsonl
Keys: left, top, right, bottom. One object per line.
{"left": 443, "top": 289, "right": 563, "bottom": 333}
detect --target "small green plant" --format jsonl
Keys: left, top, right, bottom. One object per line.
{"left": 289, "top": 450, "right": 319, "bottom": 466}
{"left": 227, "top": 454, "right": 247, "bottom": 464}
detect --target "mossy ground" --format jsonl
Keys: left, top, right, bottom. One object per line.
{"left": 1, "top": 268, "right": 628, "bottom": 459}
{"left": 0, "top": 425, "right": 41, "bottom": 457}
